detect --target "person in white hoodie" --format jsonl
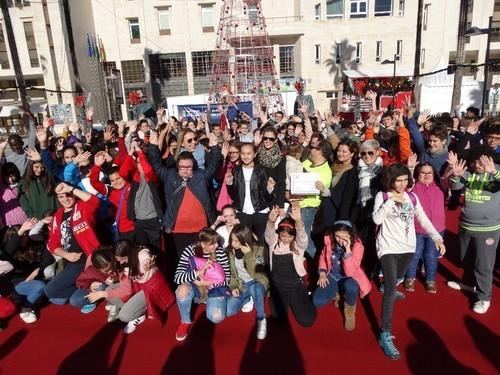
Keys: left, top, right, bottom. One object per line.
{"left": 372, "top": 163, "right": 445, "bottom": 360}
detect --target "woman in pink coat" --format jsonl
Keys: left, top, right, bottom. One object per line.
{"left": 313, "top": 220, "right": 371, "bottom": 331}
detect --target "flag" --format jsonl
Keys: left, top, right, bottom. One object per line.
{"left": 91, "top": 33, "right": 100, "bottom": 61}
{"left": 98, "top": 35, "right": 106, "bottom": 63}
{"left": 87, "top": 33, "right": 93, "bottom": 58}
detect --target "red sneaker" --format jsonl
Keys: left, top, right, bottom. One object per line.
{"left": 175, "top": 322, "right": 191, "bottom": 342}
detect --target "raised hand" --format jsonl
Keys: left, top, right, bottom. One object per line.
{"left": 127, "top": 120, "right": 138, "bottom": 134}
{"left": 289, "top": 201, "right": 302, "bottom": 222}
{"left": 42, "top": 118, "right": 52, "bottom": 129}
{"left": 118, "top": 121, "right": 126, "bottom": 136}
{"left": 298, "top": 101, "right": 309, "bottom": 115}
{"left": 36, "top": 126, "right": 47, "bottom": 145}
{"left": 365, "top": 90, "right": 377, "bottom": 101}
{"left": 407, "top": 153, "right": 418, "bottom": 170}
{"left": 417, "top": 109, "right": 430, "bottom": 126}
{"left": 156, "top": 106, "right": 165, "bottom": 123}
{"left": 25, "top": 148, "right": 41, "bottom": 162}
{"left": 94, "top": 151, "right": 107, "bottom": 167}
{"left": 268, "top": 205, "right": 280, "bottom": 223}
{"left": 221, "top": 141, "right": 229, "bottom": 158}
{"left": 451, "top": 159, "right": 467, "bottom": 177}
{"left": 208, "top": 133, "right": 218, "bottom": 147}
{"left": 19, "top": 217, "right": 39, "bottom": 235}
{"left": 103, "top": 125, "right": 114, "bottom": 142}
{"left": 480, "top": 155, "right": 497, "bottom": 175}
{"left": 74, "top": 151, "right": 91, "bottom": 165}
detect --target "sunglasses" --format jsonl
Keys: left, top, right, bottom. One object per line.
{"left": 262, "top": 136, "right": 276, "bottom": 142}
{"left": 186, "top": 137, "right": 198, "bottom": 144}
{"left": 360, "top": 151, "right": 375, "bottom": 156}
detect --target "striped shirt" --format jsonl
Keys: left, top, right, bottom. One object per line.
{"left": 174, "top": 244, "right": 230, "bottom": 287}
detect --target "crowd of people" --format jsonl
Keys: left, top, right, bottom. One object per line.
{"left": 0, "top": 96, "right": 498, "bottom": 360}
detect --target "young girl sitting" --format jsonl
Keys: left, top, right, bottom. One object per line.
{"left": 314, "top": 220, "right": 371, "bottom": 331}
{"left": 372, "top": 163, "right": 445, "bottom": 360}
{"left": 87, "top": 241, "right": 175, "bottom": 334}
{"left": 404, "top": 163, "right": 446, "bottom": 293}
{"left": 70, "top": 247, "right": 117, "bottom": 314}
{"left": 265, "top": 203, "right": 316, "bottom": 328}
{"left": 226, "top": 224, "right": 269, "bottom": 339}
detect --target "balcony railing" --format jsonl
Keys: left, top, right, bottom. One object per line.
{"left": 265, "top": 16, "right": 303, "bottom": 24}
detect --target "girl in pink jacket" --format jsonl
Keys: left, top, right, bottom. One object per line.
{"left": 314, "top": 221, "right": 371, "bottom": 331}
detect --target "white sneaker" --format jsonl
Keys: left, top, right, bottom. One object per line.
{"left": 241, "top": 297, "right": 254, "bottom": 313}
{"left": 447, "top": 281, "right": 476, "bottom": 293}
{"left": 107, "top": 305, "right": 119, "bottom": 323}
{"left": 19, "top": 310, "right": 37, "bottom": 324}
{"left": 123, "top": 315, "right": 146, "bottom": 334}
{"left": 472, "top": 300, "right": 490, "bottom": 314}
{"left": 256, "top": 318, "right": 267, "bottom": 340}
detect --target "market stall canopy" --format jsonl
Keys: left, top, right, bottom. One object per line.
{"left": 0, "top": 102, "right": 47, "bottom": 117}
{"left": 343, "top": 68, "right": 414, "bottom": 79}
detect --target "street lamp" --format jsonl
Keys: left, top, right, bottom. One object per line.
{"left": 465, "top": 16, "right": 493, "bottom": 117}
{"left": 382, "top": 53, "right": 397, "bottom": 110}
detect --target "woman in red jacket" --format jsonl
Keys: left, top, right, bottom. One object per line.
{"left": 44, "top": 182, "right": 101, "bottom": 304}
{"left": 313, "top": 221, "right": 371, "bottom": 331}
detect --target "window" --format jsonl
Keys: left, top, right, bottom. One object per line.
{"left": 396, "top": 40, "right": 402, "bottom": 61}
{"left": 279, "top": 46, "right": 294, "bottom": 78}
{"left": 335, "top": 42, "right": 342, "bottom": 63}
{"left": 128, "top": 18, "right": 140, "bottom": 43}
{"left": 23, "top": 21, "right": 39, "bottom": 68}
{"left": 355, "top": 42, "right": 362, "bottom": 63}
{"left": 0, "top": 24, "right": 9, "bottom": 69}
{"left": 397, "top": 0, "right": 405, "bottom": 16}
{"left": 201, "top": 4, "right": 214, "bottom": 31}
{"left": 423, "top": 4, "right": 430, "bottom": 31}
{"left": 326, "top": 91, "right": 337, "bottom": 99}
{"left": 192, "top": 51, "right": 214, "bottom": 77}
{"left": 420, "top": 48, "right": 425, "bottom": 68}
{"left": 350, "top": 0, "right": 367, "bottom": 18}
{"left": 315, "top": 44, "right": 321, "bottom": 64}
{"left": 376, "top": 41, "right": 382, "bottom": 62}
{"left": 315, "top": 3, "right": 321, "bottom": 20}
{"left": 121, "top": 60, "right": 146, "bottom": 102}
{"left": 375, "top": 0, "right": 392, "bottom": 16}
{"left": 327, "top": 0, "right": 343, "bottom": 19}
{"left": 157, "top": 7, "right": 171, "bottom": 35}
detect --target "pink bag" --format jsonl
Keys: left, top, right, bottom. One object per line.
{"left": 188, "top": 256, "right": 225, "bottom": 284}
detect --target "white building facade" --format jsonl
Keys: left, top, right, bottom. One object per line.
{"left": 0, "top": 0, "right": 498, "bottom": 127}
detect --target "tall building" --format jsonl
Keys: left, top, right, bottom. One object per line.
{"left": 0, "top": 0, "right": 498, "bottom": 130}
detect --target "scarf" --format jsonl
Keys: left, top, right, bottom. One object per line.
{"left": 331, "top": 162, "right": 353, "bottom": 188}
{"left": 257, "top": 143, "right": 282, "bottom": 169}
{"left": 428, "top": 145, "right": 448, "bottom": 158}
{"left": 357, "top": 156, "right": 383, "bottom": 207}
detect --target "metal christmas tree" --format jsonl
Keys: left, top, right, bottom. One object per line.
{"left": 209, "top": 0, "right": 283, "bottom": 113}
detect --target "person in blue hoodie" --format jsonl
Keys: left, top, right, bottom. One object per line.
{"left": 407, "top": 110, "right": 449, "bottom": 175}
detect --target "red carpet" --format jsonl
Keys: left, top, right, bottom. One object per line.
{"left": 0, "top": 209, "right": 499, "bottom": 375}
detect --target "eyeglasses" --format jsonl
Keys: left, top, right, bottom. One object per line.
{"left": 360, "top": 151, "right": 375, "bottom": 156}
{"left": 262, "top": 136, "right": 276, "bottom": 142}
{"left": 486, "top": 135, "right": 500, "bottom": 141}
{"left": 186, "top": 137, "right": 197, "bottom": 144}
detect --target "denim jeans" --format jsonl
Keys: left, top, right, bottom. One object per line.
{"left": 69, "top": 284, "right": 106, "bottom": 309}
{"left": 301, "top": 207, "right": 318, "bottom": 258}
{"left": 406, "top": 231, "right": 444, "bottom": 282}
{"left": 313, "top": 274, "right": 359, "bottom": 307}
{"left": 44, "top": 260, "right": 85, "bottom": 302}
{"left": 226, "top": 280, "right": 266, "bottom": 320}
{"left": 15, "top": 280, "right": 46, "bottom": 306}
{"left": 175, "top": 283, "right": 227, "bottom": 324}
